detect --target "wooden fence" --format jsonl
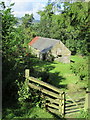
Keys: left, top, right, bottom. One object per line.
{"left": 25, "top": 69, "right": 85, "bottom": 117}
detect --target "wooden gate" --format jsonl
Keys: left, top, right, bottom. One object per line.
{"left": 25, "top": 69, "right": 85, "bottom": 117}
{"left": 25, "top": 69, "right": 65, "bottom": 117}
{"left": 65, "top": 93, "right": 85, "bottom": 117}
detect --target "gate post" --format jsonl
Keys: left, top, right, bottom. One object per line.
{"left": 59, "top": 93, "right": 62, "bottom": 115}
{"left": 59, "top": 92, "right": 65, "bottom": 117}
{"left": 25, "top": 69, "right": 30, "bottom": 78}
{"left": 25, "top": 69, "right": 30, "bottom": 84}
{"left": 61, "top": 92, "right": 65, "bottom": 117}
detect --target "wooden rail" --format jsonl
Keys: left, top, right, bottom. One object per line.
{"left": 28, "top": 82, "right": 59, "bottom": 98}
{"left": 28, "top": 76, "right": 63, "bottom": 93}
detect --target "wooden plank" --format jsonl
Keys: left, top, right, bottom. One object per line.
{"left": 66, "top": 99, "right": 73, "bottom": 101}
{"left": 75, "top": 97, "right": 85, "bottom": 101}
{"left": 76, "top": 100, "right": 85, "bottom": 104}
{"left": 45, "top": 97, "right": 59, "bottom": 104}
{"left": 47, "top": 107, "right": 60, "bottom": 115}
{"left": 28, "top": 83, "right": 59, "bottom": 98}
{"left": 65, "top": 105, "right": 81, "bottom": 110}
{"left": 46, "top": 96, "right": 63, "bottom": 101}
{"left": 75, "top": 100, "right": 85, "bottom": 103}
{"left": 65, "top": 105, "right": 84, "bottom": 111}
{"left": 66, "top": 100, "right": 85, "bottom": 106}
{"left": 65, "top": 111, "right": 80, "bottom": 116}
{"left": 65, "top": 108, "right": 80, "bottom": 114}
{"left": 46, "top": 103, "right": 59, "bottom": 109}
{"left": 65, "top": 103, "right": 76, "bottom": 107}
{"left": 66, "top": 97, "right": 85, "bottom": 103}
{"left": 66, "top": 103, "right": 84, "bottom": 110}
{"left": 77, "top": 101, "right": 85, "bottom": 105}
{"left": 28, "top": 77, "right": 63, "bottom": 93}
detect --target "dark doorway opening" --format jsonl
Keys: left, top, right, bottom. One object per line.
{"left": 58, "top": 55, "right": 62, "bottom": 57}
{"left": 42, "top": 53, "right": 46, "bottom": 60}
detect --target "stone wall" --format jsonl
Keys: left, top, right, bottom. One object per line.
{"left": 29, "top": 46, "right": 40, "bottom": 57}
{"left": 50, "top": 42, "right": 71, "bottom": 63}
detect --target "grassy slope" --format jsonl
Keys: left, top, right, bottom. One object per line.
{"left": 3, "top": 55, "right": 87, "bottom": 119}
{"left": 33, "top": 55, "right": 87, "bottom": 100}
{"left": 3, "top": 106, "right": 54, "bottom": 119}
{"left": 34, "top": 55, "right": 87, "bottom": 90}
{"left": 50, "top": 55, "right": 87, "bottom": 89}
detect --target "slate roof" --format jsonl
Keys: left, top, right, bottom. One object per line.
{"left": 28, "top": 36, "right": 71, "bottom": 54}
{"left": 29, "top": 37, "right": 59, "bottom": 53}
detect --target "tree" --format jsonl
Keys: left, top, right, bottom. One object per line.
{"left": 22, "top": 13, "right": 34, "bottom": 28}
{"left": 1, "top": 2, "right": 17, "bottom": 57}
{"left": 63, "top": 2, "right": 89, "bottom": 55}
{"left": 37, "top": 3, "right": 54, "bottom": 37}
{"left": 1, "top": 2, "right": 37, "bottom": 109}
{"left": 37, "top": 1, "right": 89, "bottom": 55}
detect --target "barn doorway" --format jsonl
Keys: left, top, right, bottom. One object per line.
{"left": 42, "top": 53, "right": 46, "bottom": 60}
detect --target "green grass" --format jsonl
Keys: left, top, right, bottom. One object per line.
{"left": 65, "top": 109, "right": 90, "bottom": 118}
{"left": 32, "top": 55, "right": 87, "bottom": 96}
{"left": 49, "top": 61, "right": 79, "bottom": 85}
{"left": 33, "top": 56, "right": 85, "bottom": 85}
{"left": 3, "top": 105, "right": 54, "bottom": 119}
{"left": 13, "top": 107, "right": 54, "bottom": 119}
{"left": 70, "top": 55, "right": 88, "bottom": 63}
{"left": 24, "top": 107, "right": 54, "bottom": 118}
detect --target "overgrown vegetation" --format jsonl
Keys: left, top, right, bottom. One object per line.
{"left": 1, "top": 0, "right": 89, "bottom": 119}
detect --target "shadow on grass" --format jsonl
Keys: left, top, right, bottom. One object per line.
{"left": 29, "top": 57, "right": 67, "bottom": 89}
{"left": 2, "top": 54, "right": 67, "bottom": 119}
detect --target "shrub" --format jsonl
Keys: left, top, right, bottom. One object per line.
{"left": 75, "top": 109, "right": 90, "bottom": 118}
{"left": 16, "top": 80, "right": 43, "bottom": 107}
{"left": 70, "top": 59, "right": 88, "bottom": 81}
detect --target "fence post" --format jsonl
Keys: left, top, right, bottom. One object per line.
{"left": 25, "top": 69, "right": 30, "bottom": 78}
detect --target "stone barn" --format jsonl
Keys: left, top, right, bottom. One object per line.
{"left": 28, "top": 36, "right": 71, "bottom": 63}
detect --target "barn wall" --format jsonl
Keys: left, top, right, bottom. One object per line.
{"left": 29, "top": 41, "right": 71, "bottom": 63}
{"left": 51, "top": 42, "right": 71, "bottom": 56}
{"left": 54, "top": 55, "right": 70, "bottom": 63}
{"left": 50, "top": 42, "right": 71, "bottom": 63}
{"left": 51, "top": 42, "right": 61, "bottom": 57}
{"left": 29, "top": 46, "right": 40, "bottom": 57}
